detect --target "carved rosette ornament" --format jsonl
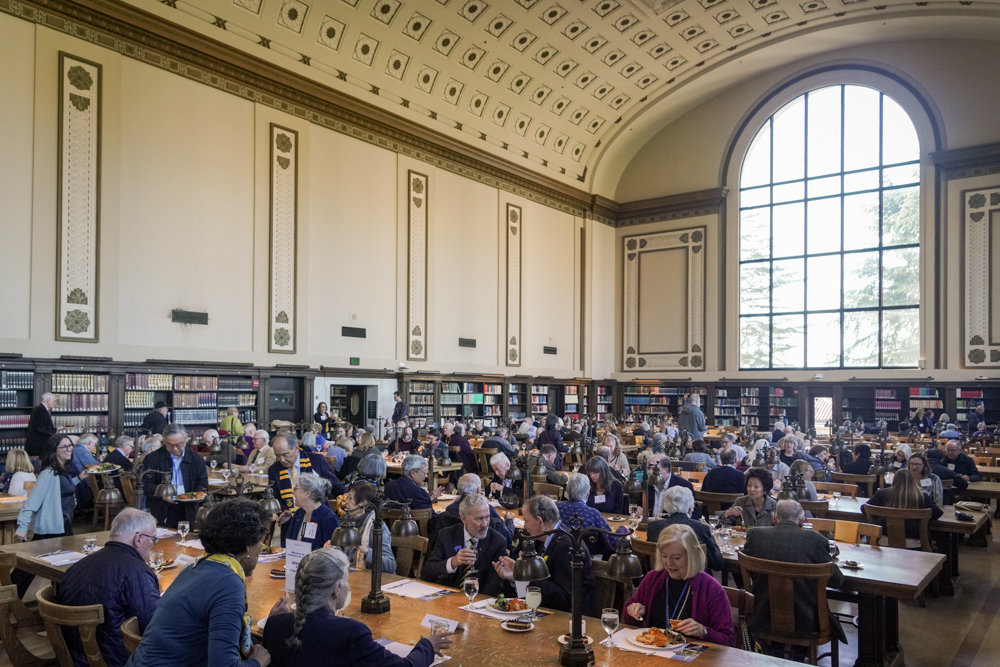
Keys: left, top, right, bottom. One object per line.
{"left": 269, "top": 124, "right": 297, "bottom": 353}
{"left": 407, "top": 171, "right": 428, "bottom": 361}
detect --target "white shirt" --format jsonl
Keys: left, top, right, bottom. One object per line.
{"left": 8, "top": 471, "right": 35, "bottom": 497}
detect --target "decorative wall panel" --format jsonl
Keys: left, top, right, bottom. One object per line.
{"left": 269, "top": 124, "right": 297, "bottom": 353}
{"left": 57, "top": 53, "right": 101, "bottom": 342}
{"left": 506, "top": 203, "right": 522, "bottom": 367}
{"left": 407, "top": 171, "right": 428, "bottom": 361}
{"left": 623, "top": 226, "right": 706, "bottom": 371}
{"left": 963, "top": 187, "right": 1000, "bottom": 367}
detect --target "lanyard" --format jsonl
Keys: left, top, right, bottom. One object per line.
{"left": 667, "top": 580, "right": 691, "bottom": 621}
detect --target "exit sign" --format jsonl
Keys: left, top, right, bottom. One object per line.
{"left": 350, "top": 357, "right": 360, "bottom": 366}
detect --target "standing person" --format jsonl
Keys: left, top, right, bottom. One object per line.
{"left": 391, "top": 392, "right": 409, "bottom": 426}
{"left": 126, "top": 499, "right": 272, "bottom": 667}
{"left": 537, "top": 414, "right": 568, "bottom": 469}
{"left": 142, "top": 424, "right": 209, "bottom": 528}
{"left": 677, "top": 394, "right": 707, "bottom": 440}
{"left": 26, "top": 392, "right": 59, "bottom": 457}
{"left": 140, "top": 401, "right": 170, "bottom": 438}
{"left": 313, "top": 402, "right": 332, "bottom": 433}
{"left": 219, "top": 407, "right": 245, "bottom": 439}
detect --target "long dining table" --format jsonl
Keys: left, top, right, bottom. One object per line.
{"left": 2, "top": 531, "right": 798, "bottom": 667}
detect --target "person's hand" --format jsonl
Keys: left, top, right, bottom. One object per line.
{"left": 427, "top": 633, "right": 453, "bottom": 655}
{"left": 673, "top": 618, "right": 706, "bottom": 638}
{"left": 78, "top": 470, "right": 90, "bottom": 481}
{"left": 277, "top": 510, "right": 292, "bottom": 526}
{"left": 249, "top": 643, "right": 271, "bottom": 667}
{"left": 626, "top": 602, "right": 646, "bottom": 621}
{"left": 14, "top": 530, "right": 27, "bottom": 542}
{"left": 269, "top": 595, "right": 291, "bottom": 616}
{"left": 489, "top": 482, "right": 503, "bottom": 494}
{"left": 451, "top": 548, "right": 476, "bottom": 569}
{"left": 222, "top": 462, "right": 229, "bottom": 469}
{"left": 723, "top": 506, "right": 741, "bottom": 518}
{"left": 493, "top": 556, "right": 515, "bottom": 581}
{"left": 962, "top": 475, "right": 970, "bottom": 481}
{"left": 164, "top": 496, "right": 176, "bottom": 504}
{"left": 430, "top": 486, "right": 445, "bottom": 500}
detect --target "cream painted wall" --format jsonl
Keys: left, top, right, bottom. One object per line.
{"left": 590, "top": 221, "right": 616, "bottom": 380}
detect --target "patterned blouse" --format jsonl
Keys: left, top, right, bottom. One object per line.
{"left": 722, "top": 494, "right": 777, "bottom": 527}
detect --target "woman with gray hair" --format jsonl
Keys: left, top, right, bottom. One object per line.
{"left": 262, "top": 548, "right": 449, "bottom": 666}
{"left": 276, "top": 474, "right": 339, "bottom": 551}
{"left": 342, "top": 482, "right": 396, "bottom": 574}
{"left": 646, "top": 486, "right": 723, "bottom": 571}
{"left": 343, "top": 452, "right": 387, "bottom": 489}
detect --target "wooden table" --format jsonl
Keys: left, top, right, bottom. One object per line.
{"left": 385, "top": 461, "right": 463, "bottom": 477}
{"left": 976, "top": 465, "right": 1000, "bottom": 480}
{"left": 0, "top": 532, "right": 798, "bottom": 667}
{"left": 0, "top": 496, "right": 25, "bottom": 545}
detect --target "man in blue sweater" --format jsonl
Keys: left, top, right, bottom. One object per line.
{"left": 702, "top": 449, "right": 747, "bottom": 494}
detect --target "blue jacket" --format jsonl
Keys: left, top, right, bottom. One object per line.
{"left": 282, "top": 503, "right": 340, "bottom": 550}
{"left": 59, "top": 541, "right": 160, "bottom": 667}
{"left": 384, "top": 475, "right": 433, "bottom": 511}
{"left": 17, "top": 467, "right": 79, "bottom": 535}
{"left": 263, "top": 608, "right": 435, "bottom": 667}
{"left": 794, "top": 451, "right": 832, "bottom": 482}
{"left": 702, "top": 465, "right": 747, "bottom": 495}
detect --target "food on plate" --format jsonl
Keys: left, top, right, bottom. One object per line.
{"left": 505, "top": 619, "right": 533, "bottom": 630}
{"left": 260, "top": 544, "right": 285, "bottom": 555}
{"left": 730, "top": 525, "right": 746, "bottom": 533}
{"left": 636, "top": 626, "right": 685, "bottom": 647}
{"left": 176, "top": 491, "right": 207, "bottom": 500}
{"left": 86, "top": 463, "right": 119, "bottom": 473}
{"left": 490, "top": 596, "right": 530, "bottom": 612}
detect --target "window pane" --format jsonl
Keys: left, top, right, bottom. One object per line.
{"left": 843, "top": 192, "right": 880, "bottom": 251}
{"left": 807, "top": 86, "right": 841, "bottom": 178}
{"left": 740, "top": 208, "right": 770, "bottom": 261}
{"left": 807, "top": 255, "right": 841, "bottom": 310}
{"left": 882, "top": 96, "right": 919, "bottom": 165}
{"left": 807, "top": 313, "right": 841, "bottom": 367}
{"left": 844, "top": 169, "right": 879, "bottom": 194}
{"left": 772, "top": 315, "right": 804, "bottom": 368}
{"left": 882, "top": 247, "right": 920, "bottom": 306}
{"left": 843, "top": 251, "right": 879, "bottom": 308}
{"left": 883, "top": 164, "right": 918, "bottom": 188}
{"left": 808, "top": 176, "right": 841, "bottom": 199}
{"left": 843, "top": 310, "right": 879, "bottom": 366}
{"left": 741, "top": 187, "right": 770, "bottom": 208}
{"left": 740, "top": 263, "right": 771, "bottom": 314}
{"left": 772, "top": 97, "right": 805, "bottom": 183}
{"left": 882, "top": 186, "right": 919, "bottom": 247}
{"left": 882, "top": 308, "right": 919, "bottom": 367}
{"left": 741, "top": 122, "right": 771, "bottom": 189}
{"left": 843, "top": 86, "right": 880, "bottom": 172}
{"left": 772, "top": 203, "right": 804, "bottom": 258}
{"left": 807, "top": 198, "right": 841, "bottom": 254}
{"left": 773, "top": 181, "right": 804, "bottom": 204}
{"left": 740, "top": 317, "right": 771, "bottom": 369}
{"left": 772, "top": 259, "right": 804, "bottom": 313}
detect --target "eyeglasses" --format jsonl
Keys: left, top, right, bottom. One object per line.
{"left": 137, "top": 533, "right": 160, "bottom": 545}
{"left": 57, "top": 445, "right": 74, "bottom": 451}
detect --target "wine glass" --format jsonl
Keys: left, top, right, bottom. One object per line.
{"left": 601, "top": 608, "right": 620, "bottom": 647}
{"left": 83, "top": 536, "right": 97, "bottom": 555}
{"left": 210, "top": 459, "right": 218, "bottom": 473}
{"left": 525, "top": 585, "right": 542, "bottom": 621}
{"left": 462, "top": 576, "right": 479, "bottom": 609}
{"left": 178, "top": 521, "right": 190, "bottom": 543}
{"left": 832, "top": 491, "right": 842, "bottom": 508}
{"left": 222, "top": 468, "right": 231, "bottom": 482}
{"left": 150, "top": 550, "right": 164, "bottom": 577}
{"left": 628, "top": 503, "right": 639, "bottom": 520}
{"left": 719, "top": 526, "right": 732, "bottom": 554}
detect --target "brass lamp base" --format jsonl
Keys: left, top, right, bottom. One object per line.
{"left": 559, "top": 641, "right": 595, "bottom": 667}
{"left": 361, "top": 593, "right": 391, "bottom": 614}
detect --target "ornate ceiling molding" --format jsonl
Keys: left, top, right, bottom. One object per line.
{"left": 616, "top": 186, "right": 727, "bottom": 227}
{"left": 931, "top": 142, "right": 1000, "bottom": 181}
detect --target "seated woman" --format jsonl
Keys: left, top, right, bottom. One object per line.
{"left": 338, "top": 432, "right": 376, "bottom": 479}
{"left": 889, "top": 443, "right": 911, "bottom": 471}
{"left": 1, "top": 448, "right": 36, "bottom": 496}
{"left": 907, "top": 453, "right": 944, "bottom": 506}
{"left": 682, "top": 440, "right": 716, "bottom": 470}
{"left": 622, "top": 524, "right": 734, "bottom": 647}
{"left": 341, "top": 482, "right": 396, "bottom": 574}
{"left": 263, "top": 549, "right": 450, "bottom": 667}
{"left": 584, "top": 456, "right": 624, "bottom": 514}
{"left": 866, "top": 469, "right": 943, "bottom": 542}
{"left": 277, "top": 474, "right": 339, "bottom": 550}
{"left": 342, "top": 451, "right": 387, "bottom": 490}
{"left": 128, "top": 498, "right": 271, "bottom": 667}
{"left": 722, "top": 467, "right": 775, "bottom": 528}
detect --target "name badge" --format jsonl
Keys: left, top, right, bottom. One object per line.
{"left": 304, "top": 522, "right": 318, "bottom": 539}
{"left": 594, "top": 494, "right": 606, "bottom": 504}
{"left": 920, "top": 478, "right": 931, "bottom": 488}
{"left": 947, "top": 463, "right": 956, "bottom": 471}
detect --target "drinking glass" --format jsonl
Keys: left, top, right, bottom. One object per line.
{"left": 829, "top": 540, "right": 839, "bottom": 558}
{"left": 628, "top": 503, "right": 639, "bottom": 520}
{"left": 600, "top": 608, "right": 620, "bottom": 647}
{"left": 150, "top": 550, "right": 164, "bottom": 577}
{"left": 832, "top": 491, "right": 842, "bottom": 508}
{"left": 525, "top": 585, "right": 542, "bottom": 621}
{"left": 462, "top": 576, "right": 479, "bottom": 608}
{"left": 719, "top": 527, "right": 732, "bottom": 554}
{"left": 178, "top": 521, "right": 190, "bottom": 542}
{"left": 210, "top": 460, "right": 217, "bottom": 472}
{"left": 222, "top": 468, "right": 231, "bottom": 482}
{"left": 83, "top": 536, "right": 97, "bottom": 555}
{"left": 429, "top": 620, "right": 449, "bottom": 655}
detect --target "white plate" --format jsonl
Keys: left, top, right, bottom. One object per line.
{"left": 557, "top": 634, "right": 594, "bottom": 646}
{"left": 486, "top": 601, "right": 532, "bottom": 617}
{"left": 438, "top": 494, "right": 459, "bottom": 500}
{"left": 622, "top": 628, "right": 685, "bottom": 651}
{"left": 208, "top": 479, "right": 227, "bottom": 486}
{"left": 256, "top": 618, "right": 267, "bottom": 630}
{"left": 501, "top": 621, "right": 534, "bottom": 633}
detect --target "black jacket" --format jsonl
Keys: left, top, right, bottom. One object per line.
{"left": 422, "top": 523, "right": 506, "bottom": 595}
{"left": 105, "top": 448, "right": 133, "bottom": 472}
{"left": 702, "top": 465, "right": 747, "bottom": 495}
{"left": 483, "top": 436, "right": 518, "bottom": 459}
{"left": 142, "top": 447, "right": 208, "bottom": 526}
{"left": 538, "top": 428, "right": 568, "bottom": 469}
{"left": 646, "top": 513, "right": 724, "bottom": 572}
{"left": 504, "top": 530, "right": 594, "bottom": 616}
{"left": 941, "top": 453, "right": 981, "bottom": 481}
{"left": 139, "top": 410, "right": 168, "bottom": 436}
{"left": 866, "top": 489, "right": 943, "bottom": 539}
{"left": 926, "top": 455, "right": 970, "bottom": 490}
{"left": 440, "top": 495, "right": 513, "bottom": 546}
{"left": 384, "top": 475, "right": 433, "bottom": 511}
{"left": 26, "top": 404, "right": 56, "bottom": 457}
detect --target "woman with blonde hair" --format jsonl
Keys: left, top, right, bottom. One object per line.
{"left": 867, "top": 468, "right": 942, "bottom": 541}
{"left": 1, "top": 449, "right": 35, "bottom": 496}
{"left": 622, "top": 524, "right": 734, "bottom": 646}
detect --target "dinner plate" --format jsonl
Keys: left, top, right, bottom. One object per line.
{"left": 839, "top": 561, "right": 864, "bottom": 570}
{"left": 174, "top": 497, "right": 206, "bottom": 503}
{"left": 557, "top": 634, "right": 594, "bottom": 646}
{"left": 622, "top": 628, "right": 685, "bottom": 651}
{"left": 438, "top": 494, "right": 459, "bottom": 501}
{"left": 85, "top": 464, "right": 121, "bottom": 475}
{"left": 208, "top": 479, "right": 227, "bottom": 486}
{"left": 608, "top": 516, "right": 626, "bottom": 522}
{"left": 486, "top": 601, "right": 532, "bottom": 617}
{"left": 501, "top": 621, "right": 534, "bottom": 633}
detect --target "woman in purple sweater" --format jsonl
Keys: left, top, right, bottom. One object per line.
{"left": 622, "top": 524, "right": 734, "bottom": 647}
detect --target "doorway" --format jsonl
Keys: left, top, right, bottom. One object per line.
{"left": 813, "top": 397, "right": 833, "bottom": 436}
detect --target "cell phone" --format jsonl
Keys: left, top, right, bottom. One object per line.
{"left": 955, "top": 511, "right": 974, "bottom": 522}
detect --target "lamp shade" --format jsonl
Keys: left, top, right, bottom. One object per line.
{"left": 391, "top": 506, "right": 420, "bottom": 538}
{"left": 646, "top": 470, "right": 663, "bottom": 491}
{"left": 154, "top": 473, "right": 177, "bottom": 499}
{"left": 608, "top": 537, "right": 644, "bottom": 578}
{"left": 330, "top": 513, "right": 363, "bottom": 548}
{"left": 513, "top": 538, "right": 550, "bottom": 582}
{"left": 259, "top": 487, "right": 283, "bottom": 515}
{"left": 623, "top": 472, "right": 643, "bottom": 497}
{"left": 506, "top": 465, "right": 522, "bottom": 481}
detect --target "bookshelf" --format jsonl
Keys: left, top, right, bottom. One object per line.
{"left": 530, "top": 384, "right": 549, "bottom": 419}
{"left": 955, "top": 387, "right": 998, "bottom": 429}
{"left": 767, "top": 387, "right": 798, "bottom": 429}
{"left": 482, "top": 383, "right": 502, "bottom": 428}
{"left": 563, "top": 385, "right": 580, "bottom": 422}
{"left": 217, "top": 376, "right": 258, "bottom": 427}
{"left": 581, "top": 384, "right": 590, "bottom": 418}
{"left": 440, "top": 382, "right": 462, "bottom": 421}
{"left": 407, "top": 380, "right": 436, "bottom": 429}
{"left": 841, "top": 387, "right": 906, "bottom": 429}
{"left": 622, "top": 385, "right": 707, "bottom": 424}
{"left": 124, "top": 373, "right": 172, "bottom": 436}
{"left": 713, "top": 387, "right": 741, "bottom": 427}
{"left": 508, "top": 383, "right": 527, "bottom": 422}
{"left": 0, "top": 370, "right": 34, "bottom": 454}
{"left": 596, "top": 384, "right": 613, "bottom": 420}
{"left": 172, "top": 375, "right": 218, "bottom": 427}
{"left": 51, "top": 372, "right": 110, "bottom": 434}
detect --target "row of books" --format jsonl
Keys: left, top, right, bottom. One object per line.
{"left": 52, "top": 415, "right": 108, "bottom": 432}
{"left": 52, "top": 374, "right": 108, "bottom": 393}
{"left": 174, "top": 376, "right": 218, "bottom": 391}
{"left": 53, "top": 394, "right": 109, "bottom": 412}
{"left": 0, "top": 372, "right": 33, "bottom": 390}
{"left": 0, "top": 415, "right": 30, "bottom": 429}
{"left": 125, "top": 373, "right": 173, "bottom": 391}
{"left": 217, "top": 394, "right": 257, "bottom": 408}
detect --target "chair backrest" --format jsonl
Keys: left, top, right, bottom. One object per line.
{"left": 672, "top": 460, "right": 698, "bottom": 472}
{"left": 383, "top": 508, "right": 434, "bottom": 538}
{"left": 531, "top": 474, "right": 548, "bottom": 486}
{"left": 474, "top": 449, "right": 497, "bottom": 477}
{"left": 694, "top": 490, "right": 741, "bottom": 516}
{"left": 0, "top": 553, "right": 42, "bottom": 628}
{"left": 805, "top": 518, "right": 881, "bottom": 544}
{"left": 798, "top": 499, "right": 829, "bottom": 519}
{"left": 862, "top": 504, "right": 932, "bottom": 551}
{"left": 737, "top": 553, "right": 836, "bottom": 644}
{"left": 22, "top": 480, "right": 36, "bottom": 495}
{"left": 0, "top": 583, "right": 52, "bottom": 667}
{"left": 391, "top": 535, "right": 430, "bottom": 579}
{"left": 592, "top": 560, "right": 637, "bottom": 611}
{"left": 630, "top": 539, "right": 657, "bottom": 573}
{"left": 119, "top": 475, "right": 135, "bottom": 507}
{"left": 680, "top": 471, "right": 708, "bottom": 483}
{"left": 120, "top": 617, "right": 141, "bottom": 657}
{"left": 940, "top": 478, "right": 954, "bottom": 489}
{"left": 973, "top": 456, "right": 991, "bottom": 466}
{"left": 830, "top": 472, "right": 877, "bottom": 497}
{"left": 723, "top": 585, "right": 755, "bottom": 639}
{"left": 813, "top": 481, "right": 858, "bottom": 499}
{"left": 532, "top": 482, "right": 564, "bottom": 501}
{"left": 36, "top": 585, "right": 107, "bottom": 667}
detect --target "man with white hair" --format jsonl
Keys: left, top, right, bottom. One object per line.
{"left": 646, "top": 486, "right": 723, "bottom": 571}
{"left": 423, "top": 494, "right": 506, "bottom": 594}
{"left": 58, "top": 508, "right": 161, "bottom": 667}
{"left": 384, "top": 454, "right": 445, "bottom": 510}
{"left": 106, "top": 436, "right": 135, "bottom": 472}
{"left": 553, "top": 473, "right": 616, "bottom": 558}
{"left": 488, "top": 452, "right": 523, "bottom": 499}
{"left": 26, "top": 392, "right": 59, "bottom": 456}
{"left": 440, "top": 473, "right": 514, "bottom": 543}
{"left": 771, "top": 420, "right": 786, "bottom": 444}
{"left": 678, "top": 393, "right": 707, "bottom": 440}
{"left": 483, "top": 427, "right": 517, "bottom": 459}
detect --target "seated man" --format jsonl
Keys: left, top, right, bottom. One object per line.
{"left": 841, "top": 443, "right": 874, "bottom": 475}
{"left": 940, "top": 423, "right": 963, "bottom": 440}
{"left": 204, "top": 428, "right": 246, "bottom": 469}
{"left": 794, "top": 445, "right": 833, "bottom": 482}
{"left": 701, "top": 449, "right": 747, "bottom": 495}
{"left": 646, "top": 486, "right": 723, "bottom": 572}
{"left": 394, "top": 427, "right": 417, "bottom": 454}
{"left": 716, "top": 432, "right": 747, "bottom": 466}
{"left": 483, "top": 427, "right": 518, "bottom": 459}
{"left": 144, "top": 424, "right": 208, "bottom": 528}
{"left": 450, "top": 424, "right": 477, "bottom": 474}
{"left": 494, "top": 495, "right": 595, "bottom": 616}
{"left": 441, "top": 473, "right": 514, "bottom": 544}
{"left": 72, "top": 434, "right": 100, "bottom": 506}
{"left": 648, "top": 457, "right": 699, "bottom": 520}
{"left": 58, "top": 508, "right": 160, "bottom": 667}
{"left": 531, "top": 444, "right": 568, "bottom": 487}
{"left": 106, "top": 435, "right": 134, "bottom": 472}
{"left": 487, "top": 452, "right": 523, "bottom": 500}
{"left": 925, "top": 447, "right": 970, "bottom": 490}
{"left": 943, "top": 440, "right": 981, "bottom": 481}
{"left": 741, "top": 500, "right": 845, "bottom": 655}
{"left": 384, "top": 454, "right": 445, "bottom": 510}
{"left": 268, "top": 431, "right": 346, "bottom": 541}
{"left": 554, "top": 473, "right": 616, "bottom": 558}
{"left": 422, "top": 494, "right": 506, "bottom": 595}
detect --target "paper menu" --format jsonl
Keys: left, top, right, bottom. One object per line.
{"left": 38, "top": 551, "right": 87, "bottom": 567}
{"left": 177, "top": 539, "right": 204, "bottom": 550}
{"left": 384, "top": 580, "right": 447, "bottom": 599}
{"left": 420, "top": 614, "right": 459, "bottom": 634}
{"left": 284, "top": 539, "right": 312, "bottom": 593}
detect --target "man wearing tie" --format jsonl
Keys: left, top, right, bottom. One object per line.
{"left": 422, "top": 494, "right": 506, "bottom": 595}
{"left": 26, "top": 393, "right": 59, "bottom": 457}
{"left": 142, "top": 424, "right": 208, "bottom": 528}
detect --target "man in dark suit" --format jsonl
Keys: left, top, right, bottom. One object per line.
{"left": 494, "top": 495, "right": 594, "bottom": 616}
{"left": 531, "top": 444, "right": 568, "bottom": 487}
{"left": 486, "top": 452, "right": 524, "bottom": 501}
{"left": 537, "top": 414, "right": 568, "bottom": 469}
{"left": 646, "top": 486, "right": 723, "bottom": 571}
{"left": 106, "top": 436, "right": 135, "bottom": 472}
{"left": 26, "top": 392, "right": 58, "bottom": 457}
{"left": 142, "top": 424, "right": 208, "bottom": 528}
{"left": 647, "top": 457, "right": 700, "bottom": 520}
{"left": 384, "top": 454, "right": 444, "bottom": 510}
{"left": 423, "top": 494, "right": 506, "bottom": 595}
{"left": 925, "top": 447, "right": 970, "bottom": 491}
{"left": 741, "top": 500, "right": 845, "bottom": 653}
{"left": 449, "top": 424, "right": 478, "bottom": 474}
{"left": 701, "top": 449, "right": 747, "bottom": 494}
{"left": 483, "top": 428, "right": 518, "bottom": 459}
{"left": 268, "top": 432, "right": 346, "bottom": 536}
{"left": 391, "top": 391, "right": 409, "bottom": 426}
{"left": 139, "top": 402, "right": 169, "bottom": 437}
{"left": 439, "top": 474, "right": 515, "bottom": 547}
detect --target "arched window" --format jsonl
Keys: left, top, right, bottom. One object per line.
{"left": 738, "top": 84, "right": 920, "bottom": 369}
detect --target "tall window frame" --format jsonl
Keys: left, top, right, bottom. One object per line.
{"left": 737, "top": 84, "right": 922, "bottom": 370}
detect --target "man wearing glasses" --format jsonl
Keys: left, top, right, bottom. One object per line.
{"left": 58, "top": 508, "right": 161, "bottom": 667}
{"left": 142, "top": 423, "right": 209, "bottom": 528}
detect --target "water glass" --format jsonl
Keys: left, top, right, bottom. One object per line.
{"left": 525, "top": 585, "right": 542, "bottom": 621}
{"left": 210, "top": 460, "right": 217, "bottom": 472}
{"left": 601, "top": 608, "right": 620, "bottom": 647}
{"left": 178, "top": 521, "right": 190, "bottom": 542}
{"left": 83, "top": 536, "right": 97, "bottom": 555}
{"left": 462, "top": 576, "right": 479, "bottom": 608}
{"left": 222, "top": 468, "right": 231, "bottom": 481}
{"left": 150, "top": 550, "right": 164, "bottom": 577}
{"left": 720, "top": 527, "right": 732, "bottom": 553}
{"left": 832, "top": 491, "right": 842, "bottom": 508}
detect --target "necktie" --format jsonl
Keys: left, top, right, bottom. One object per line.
{"left": 469, "top": 537, "right": 477, "bottom": 550}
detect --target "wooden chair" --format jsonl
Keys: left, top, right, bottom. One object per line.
{"left": 532, "top": 482, "right": 564, "bottom": 501}
{"left": 391, "top": 535, "right": 430, "bottom": 579}
{"left": 531, "top": 474, "right": 548, "bottom": 486}
{"left": 474, "top": 449, "right": 498, "bottom": 479}
{"left": 631, "top": 539, "right": 657, "bottom": 573}
{"left": 0, "top": 583, "right": 56, "bottom": 667}
{"left": 120, "top": 617, "right": 142, "bottom": 656}
{"left": 383, "top": 508, "right": 434, "bottom": 538}
{"left": 723, "top": 586, "right": 755, "bottom": 651}
{"left": 22, "top": 480, "right": 36, "bottom": 495}
{"left": 737, "top": 553, "right": 840, "bottom": 666}
{"left": 940, "top": 478, "right": 955, "bottom": 505}
{"left": 119, "top": 475, "right": 136, "bottom": 507}
{"left": 862, "top": 505, "right": 932, "bottom": 551}
{"left": 799, "top": 500, "right": 829, "bottom": 519}
{"left": 813, "top": 482, "right": 858, "bottom": 500}
{"left": 694, "top": 490, "right": 741, "bottom": 516}
{"left": 36, "top": 585, "right": 107, "bottom": 667}
{"left": 973, "top": 456, "right": 992, "bottom": 466}
{"left": 830, "top": 472, "right": 877, "bottom": 498}
{"left": 805, "top": 518, "right": 881, "bottom": 545}
{"left": 592, "top": 560, "right": 637, "bottom": 612}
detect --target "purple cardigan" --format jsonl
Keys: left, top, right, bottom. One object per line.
{"left": 622, "top": 570, "right": 735, "bottom": 647}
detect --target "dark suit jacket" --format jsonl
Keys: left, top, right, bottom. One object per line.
{"left": 702, "top": 466, "right": 747, "bottom": 494}
{"left": 645, "top": 474, "right": 701, "bottom": 520}
{"left": 742, "top": 522, "right": 845, "bottom": 642}
{"left": 489, "top": 474, "right": 524, "bottom": 502}
{"left": 266, "top": 452, "right": 346, "bottom": 506}
{"left": 505, "top": 531, "right": 594, "bottom": 616}
{"left": 105, "top": 448, "right": 133, "bottom": 472}
{"left": 538, "top": 429, "right": 568, "bottom": 469}
{"left": 440, "top": 495, "right": 513, "bottom": 547}
{"left": 139, "top": 410, "right": 168, "bottom": 436}
{"left": 422, "top": 524, "right": 506, "bottom": 595}
{"left": 26, "top": 404, "right": 55, "bottom": 457}
{"left": 483, "top": 436, "right": 517, "bottom": 459}
{"left": 143, "top": 447, "right": 208, "bottom": 526}
{"left": 384, "top": 475, "right": 433, "bottom": 511}
{"left": 646, "top": 513, "right": 723, "bottom": 572}
{"left": 451, "top": 435, "right": 477, "bottom": 474}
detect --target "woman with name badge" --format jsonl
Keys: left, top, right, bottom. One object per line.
{"left": 277, "top": 474, "right": 339, "bottom": 551}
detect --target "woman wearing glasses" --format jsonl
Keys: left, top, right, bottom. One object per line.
{"left": 15, "top": 434, "right": 90, "bottom": 541}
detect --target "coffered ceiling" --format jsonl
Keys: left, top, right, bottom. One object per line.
{"left": 128, "top": 0, "right": 1000, "bottom": 193}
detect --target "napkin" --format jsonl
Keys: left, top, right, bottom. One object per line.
{"left": 420, "top": 614, "right": 459, "bottom": 633}
{"left": 38, "top": 551, "right": 87, "bottom": 567}
{"left": 155, "top": 528, "right": 178, "bottom": 539}
{"left": 177, "top": 539, "right": 204, "bottom": 550}
{"left": 374, "top": 638, "right": 451, "bottom": 665}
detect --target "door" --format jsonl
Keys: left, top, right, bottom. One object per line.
{"left": 345, "top": 386, "right": 366, "bottom": 428}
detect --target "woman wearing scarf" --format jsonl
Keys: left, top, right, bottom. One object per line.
{"left": 340, "top": 482, "right": 396, "bottom": 574}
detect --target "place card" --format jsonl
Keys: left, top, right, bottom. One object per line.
{"left": 174, "top": 554, "right": 196, "bottom": 567}
{"left": 420, "top": 614, "right": 459, "bottom": 633}
{"left": 178, "top": 539, "right": 204, "bottom": 550}
{"left": 284, "top": 539, "right": 311, "bottom": 593}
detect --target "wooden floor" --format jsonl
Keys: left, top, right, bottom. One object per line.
{"left": 1, "top": 518, "right": 998, "bottom": 666}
